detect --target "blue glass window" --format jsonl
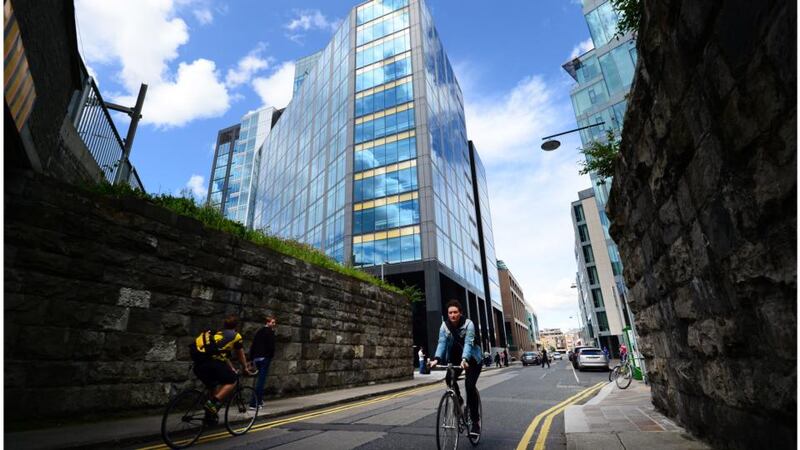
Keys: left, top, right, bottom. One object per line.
{"left": 353, "top": 199, "right": 419, "bottom": 234}
{"left": 356, "top": 32, "right": 411, "bottom": 68}
{"left": 356, "top": 0, "right": 409, "bottom": 26}
{"left": 354, "top": 108, "right": 415, "bottom": 144}
{"left": 353, "top": 167, "right": 418, "bottom": 202}
{"left": 356, "top": 56, "right": 412, "bottom": 92}
{"left": 355, "top": 136, "right": 416, "bottom": 172}
{"left": 353, "top": 233, "right": 421, "bottom": 266}
{"left": 599, "top": 44, "right": 636, "bottom": 95}
{"left": 585, "top": 2, "right": 618, "bottom": 48}
{"left": 356, "top": 81, "right": 413, "bottom": 117}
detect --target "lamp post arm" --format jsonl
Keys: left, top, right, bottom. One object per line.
{"left": 541, "top": 122, "right": 605, "bottom": 141}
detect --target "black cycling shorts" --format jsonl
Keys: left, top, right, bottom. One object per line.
{"left": 193, "top": 359, "right": 236, "bottom": 388}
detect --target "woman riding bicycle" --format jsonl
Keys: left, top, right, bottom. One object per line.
{"left": 429, "top": 299, "right": 483, "bottom": 438}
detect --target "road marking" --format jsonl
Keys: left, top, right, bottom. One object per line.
{"left": 571, "top": 363, "right": 580, "bottom": 383}
{"left": 140, "top": 383, "right": 442, "bottom": 450}
{"left": 515, "top": 382, "right": 604, "bottom": 450}
{"left": 539, "top": 371, "right": 547, "bottom": 379}
{"left": 532, "top": 383, "right": 604, "bottom": 450}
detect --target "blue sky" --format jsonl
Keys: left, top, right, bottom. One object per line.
{"left": 75, "top": 0, "right": 596, "bottom": 332}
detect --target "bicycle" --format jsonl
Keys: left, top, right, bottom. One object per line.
{"left": 435, "top": 363, "right": 482, "bottom": 450}
{"left": 161, "top": 369, "right": 259, "bottom": 449}
{"left": 610, "top": 355, "right": 633, "bottom": 389}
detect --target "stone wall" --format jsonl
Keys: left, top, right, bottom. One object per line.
{"left": 5, "top": 171, "right": 413, "bottom": 424}
{"left": 607, "top": 1, "right": 795, "bottom": 449}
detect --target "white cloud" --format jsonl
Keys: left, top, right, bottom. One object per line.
{"left": 285, "top": 9, "right": 338, "bottom": 32}
{"left": 193, "top": 8, "right": 213, "bottom": 25}
{"left": 569, "top": 38, "right": 594, "bottom": 59}
{"left": 284, "top": 9, "right": 339, "bottom": 44}
{"left": 75, "top": 0, "right": 230, "bottom": 128}
{"left": 186, "top": 174, "right": 207, "bottom": 198}
{"left": 460, "top": 64, "right": 592, "bottom": 333}
{"left": 252, "top": 62, "right": 295, "bottom": 109}
{"left": 225, "top": 45, "right": 271, "bottom": 87}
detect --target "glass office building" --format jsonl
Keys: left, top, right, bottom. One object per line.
{"left": 207, "top": 106, "right": 280, "bottom": 227}
{"left": 563, "top": 0, "right": 636, "bottom": 353}
{"left": 252, "top": 0, "right": 506, "bottom": 353}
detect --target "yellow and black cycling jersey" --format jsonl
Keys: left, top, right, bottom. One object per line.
{"left": 192, "top": 329, "right": 243, "bottom": 362}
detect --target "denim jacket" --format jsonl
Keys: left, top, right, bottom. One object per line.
{"left": 434, "top": 318, "right": 483, "bottom": 363}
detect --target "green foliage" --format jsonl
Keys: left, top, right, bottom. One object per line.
{"left": 398, "top": 283, "right": 425, "bottom": 304}
{"left": 609, "top": 0, "right": 641, "bottom": 37}
{"left": 86, "top": 181, "right": 406, "bottom": 296}
{"left": 579, "top": 130, "right": 620, "bottom": 184}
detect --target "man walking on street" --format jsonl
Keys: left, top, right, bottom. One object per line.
{"left": 494, "top": 352, "right": 501, "bottom": 368}
{"left": 541, "top": 349, "right": 550, "bottom": 368}
{"left": 503, "top": 349, "right": 509, "bottom": 367}
{"left": 418, "top": 347, "right": 426, "bottom": 373}
{"left": 249, "top": 315, "right": 277, "bottom": 408}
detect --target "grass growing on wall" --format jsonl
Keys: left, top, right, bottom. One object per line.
{"left": 88, "top": 182, "right": 408, "bottom": 297}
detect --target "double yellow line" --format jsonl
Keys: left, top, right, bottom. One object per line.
{"left": 515, "top": 381, "right": 605, "bottom": 450}
{"left": 139, "top": 383, "right": 441, "bottom": 450}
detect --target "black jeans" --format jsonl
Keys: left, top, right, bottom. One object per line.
{"left": 446, "top": 360, "right": 482, "bottom": 424}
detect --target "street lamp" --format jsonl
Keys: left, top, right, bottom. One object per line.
{"left": 540, "top": 122, "right": 605, "bottom": 151}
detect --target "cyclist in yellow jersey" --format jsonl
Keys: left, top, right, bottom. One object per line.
{"left": 190, "top": 315, "right": 255, "bottom": 422}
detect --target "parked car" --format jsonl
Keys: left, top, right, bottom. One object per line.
{"left": 521, "top": 351, "right": 539, "bottom": 366}
{"left": 576, "top": 347, "right": 609, "bottom": 371}
{"left": 570, "top": 346, "right": 594, "bottom": 368}
{"left": 551, "top": 351, "right": 563, "bottom": 360}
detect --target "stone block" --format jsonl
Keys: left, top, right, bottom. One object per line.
{"left": 117, "top": 287, "right": 151, "bottom": 308}
{"left": 145, "top": 337, "right": 177, "bottom": 362}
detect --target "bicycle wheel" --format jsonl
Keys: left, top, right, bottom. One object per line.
{"left": 436, "top": 392, "right": 459, "bottom": 450}
{"left": 609, "top": 365, "right": 620, "bottom": 382}
{"left": 615, "top": 364, "right": 633, "bottom": 389}
{"left": 466, "top": 391, "right": 482, "bottom": 446}
{"left": 161, "top": 389, "right": 206, "bottom": 449}
{"left": 225, "top": 386, "right": 259, "bottom": 436}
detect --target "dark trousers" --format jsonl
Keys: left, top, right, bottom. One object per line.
{"left": 251, "top": 357, "right": 272, "bottom": 406}
{"left": 446, "top": 361, "right": 482, "bottom": 424}
{"left": 541, "top": 357, "right": 550, "bottom": 368}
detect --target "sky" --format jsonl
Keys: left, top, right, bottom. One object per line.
{"left": 74, "top": 0, "right": 596, "bottom": 333}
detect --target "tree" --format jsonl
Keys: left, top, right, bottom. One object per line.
{"left": 579, "top": 130, "right": 620, "bottom": 184}
{"left": 609, "top": 0, "right": 641, "bottom": 37}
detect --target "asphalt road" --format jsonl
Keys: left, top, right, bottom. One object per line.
{"left": 143, "top": 359, "right": 610, "bottom": 450}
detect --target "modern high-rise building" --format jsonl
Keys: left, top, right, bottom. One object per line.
{"left": 497, "top": 260, "right": 534, "bottom": 358}
{"left": 571, "top": 188, "right": 631, "bottom": 354}
{"left": 207, "top": 106, "right": 280, "bottom": 227}
{"left": 250, "top": 0, "right": 505, "bottom": 354}
{"left": 563, "top": 0, "right": 637, "bottom": 352}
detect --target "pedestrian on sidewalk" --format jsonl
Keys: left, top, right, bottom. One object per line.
{"left": 249, "top": 315, "right": 277, "bottom": 408}
{"left": 503, "top": 349, "right": 509, "bottom": 367}
{"left": 484, "top": 351, "right": 491, "bottom": 368}
{"left": 418, "top": 347, "right": 426, "bottom": 374}
{"left": 541, "top": 349, "right": 550, "bottom": 368}
{"left": 602, "top": 346, "right": 609, "bottom": 360}
{"left": 494, "top": 352, "right": 501, "bottom": 367}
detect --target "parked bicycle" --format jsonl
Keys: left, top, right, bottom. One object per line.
{"left": 161, "top": 370, "right": 259, "bottom": 449}
{"left": 609, "top": 355, "right": 633, "bottom": 389}
{"left": 435, "top": 363, "right": 482, "bottom": 449}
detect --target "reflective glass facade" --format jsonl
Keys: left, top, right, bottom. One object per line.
{"left": 566, "top": 0, "right": 636, "bottom": 349}
{"left": 250, "top": 0, "right": 504, "bottom": 354}
{"left": 208, "top": 106, "right": 277, "bottom": 227}
{"left": 253, "top": 15, "right": 350, "bottom": 262}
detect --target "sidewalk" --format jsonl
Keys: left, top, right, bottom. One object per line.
{"left": 564, "top": 380, "right": 710, "bottom": 449}
{"left": 6, "top": 370, "right": 445, "bottom": 450}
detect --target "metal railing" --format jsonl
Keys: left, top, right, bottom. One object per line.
{"left": 73, "top": 77, "right": 145, "bottom": 190}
